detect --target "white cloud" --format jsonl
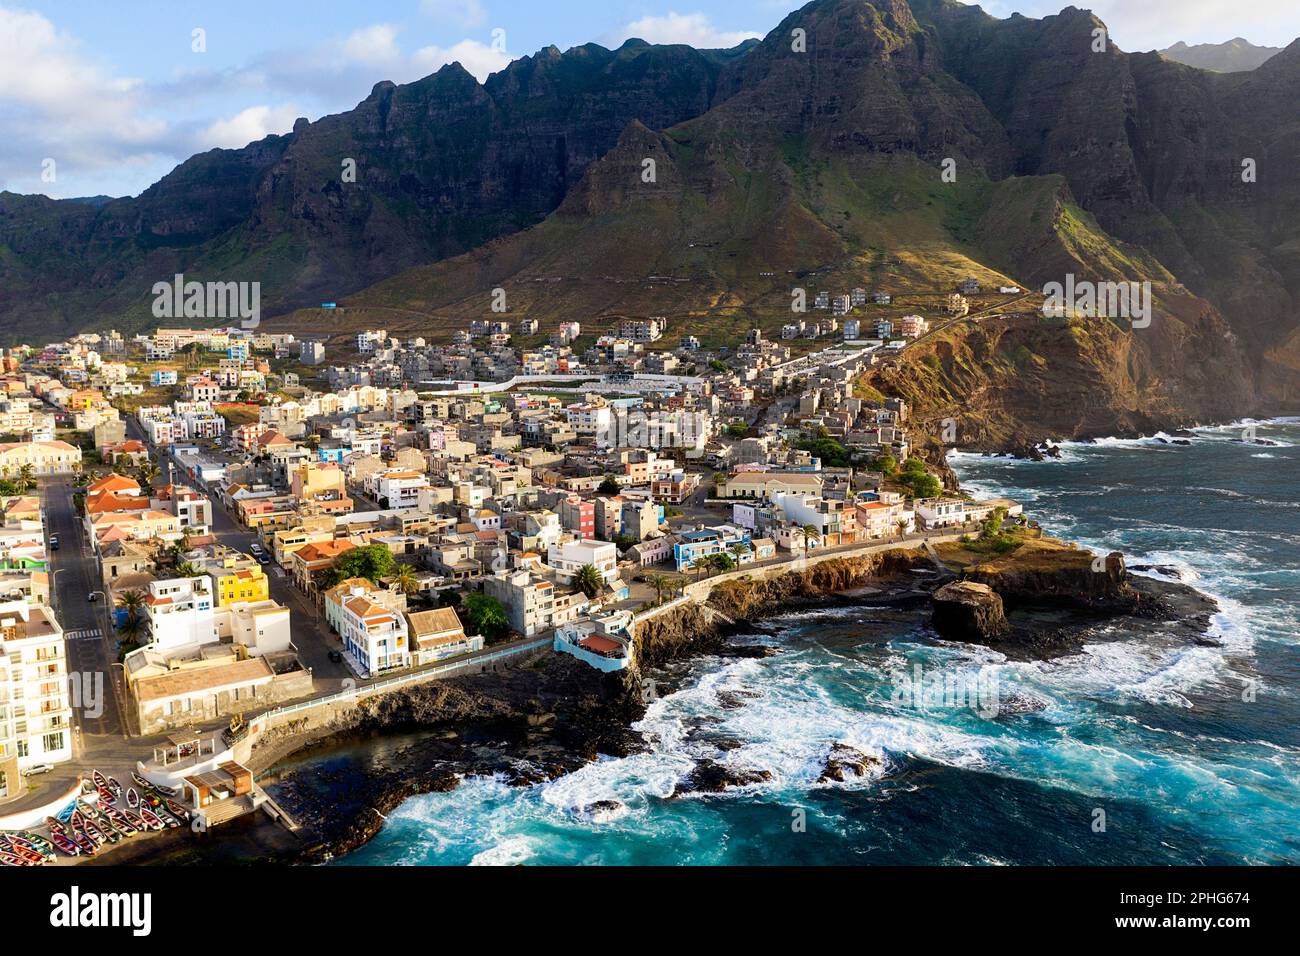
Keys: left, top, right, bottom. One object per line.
{"left": 0, "top": 5, "right": 169, "bottom": 195}
{"left": 413, "top": 38, "right": 511, "bottom": 82}
{"left": 420, "top": 0, "right": 488, "bottom": 29}
{"left": 612, "top": 11, "right": 762, "bottom": 49}
{"left": 342, "top": 24, "right": 403, "bottom": 67}
{"left": 199, "top": 104, "right": 301, "bottom": 150}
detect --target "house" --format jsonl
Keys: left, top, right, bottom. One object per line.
{"left": 547, "top": 539, "right": 619, "bottom": 584}
{"left": 405, "top": 607, "right": 480, "bottom": 665}
{"left": 0, "top": 602, "right": 74, "bottom": 794}
{"left": 651, "top": 470, "right": 700, "bottom": 504}
{"left": 0, "top": 440, "right": 82, "bottom": 476}
{"left": 327, "top": 582, "right": 410, "bottom": 677}
{"left": 672, "top": 525, "right": 749, "bottom": 572}
{"left": 715, "top": 470, "right": 823, "bottom": 500}
{"left": 291, "top": 539, "right": 356, "bottom": 597}
{"left": 143, "top": 576, "right": 217, "bottom": 653}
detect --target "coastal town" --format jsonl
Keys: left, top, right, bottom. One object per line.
{"left": 0, "top": 294, "right": 1023, "bottom": 865}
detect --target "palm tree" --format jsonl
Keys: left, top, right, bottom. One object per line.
{"left": 16, "top": 463, "right": 35, "bottom": 492}
{"left": 573, "top": 563, "right": 603, "bottom": 599}
{"left": 895, "top": 518, "right": 909, "bottom": 539}
{"left": 136, "top": 460, "right": 160, "bottom": 489}
{"left": 174, "top": 561, "right": 203, "bottom": 578}
{"left": 391, "top": 563, "right": 421, "bottom": 596}
{"left": 648, "top": 573, "right": 671, "bottom": 605}
{"left": 727, "top": 542, "right": 749, "bottom": 565}
{"left": 690, "top": 556, "right": 712, "bottom": 580}
{"left": 116, "top": 588, "right": 146, "bottom": 621}
{"left": 791, "top": 525, "right": 820, "bottom": 553}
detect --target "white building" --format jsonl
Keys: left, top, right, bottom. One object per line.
{"left": 144, "top": 577, "right": 217, "bottom": 653}
{"left": 333, "top": 585, "right": 410, "bottom": 677}
{"left": 369, "top": 470, "right": 430, "bottom": 509}
{"left": 0, "top": 603, "right": 73, "bottom": 790}
{"left": 547, "top": 540, "right": 619, "bottom": 585}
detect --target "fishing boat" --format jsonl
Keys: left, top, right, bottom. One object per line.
{"left": 69, "top": 810, "right": 87, "bottom": 830}
{"left": 126, "top": 787, "right": 140, "bottom": 809}
{"left": 45, "top": 816, "right": 66, "bottom": 836}
{"left": 97, "top": 785, "right": 116, "bottom": 804}
{"left": 164, "top": 799, "right": 191, "bottom": 822}
{"left": 131, "top": 771, "right": 175, "bottom": 797}
{"left": 5, "top": 839, "right": 50, "bottom": 864}
{"left": 156, "top": 808, "right": 181, "bottom": 829}
{"left": 91, "top": 769, "right": 109, "bottom": 790}
{"left": 106, "top": 776, "right": 123, "bottom": 798}
{"left": 102, "top": 805, "right": 137, "bottom": 835}
{"left": 138, "top": 807, "right": 167, "bottom": 832}
{"left": 16, "top": 831, "right": 54, "bottom": 854}
{"left": 78, "top": 823, "right": 106, "bottom": 846}
{"left": 0, "top": 851, "right": 36, "bottom": 867}
{"left": 121, "top": 808, "right": 149, "bottom": 832}
{"left": 6, "top": 835, "right": 54, "bottom": 861}
{"left": 70, "top": 831, "right": 96, "bottom": 856}
{"left": 140, "top": 788, "right": 163, "bottom": 809}
{"left": 92, "top": 817, "right": 121, "bottom": 844}
{"left": 51, "top": 834, "right": 81, "bottom": 857}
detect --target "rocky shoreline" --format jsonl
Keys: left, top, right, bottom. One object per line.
{"left": 111, "top": 538, "right": 1218, "bottom": 866}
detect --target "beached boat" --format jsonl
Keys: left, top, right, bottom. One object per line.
{"left": 51, "top": 834, "right": 81, "bottom": 857}
{"left": 97, "top": 785, "right": 116, "bottom": 804}
{"left": 70, "top": 810, "right": 87, "bottom": 830}
{"left": 106, "top": 776, "right": 123, "bottom": 798}
{"left": 92, "top": 769, "right": 109, "bottom": 790}
{"left": 0, "top": 851, "right": 36, "bottom": 867}
{"left": 121, "top": 807, "right": 149, "bottom": 832}
{"left": 138, "top": 807, "right": 166, "bottom": 832}
{"left": 156, "top": 808, "right": 181, "bottom": 829}
{"left": 131, "top": 771, "right": 176, "bottom": 797}
{"left": 5, "top": 839, "right": 50, "bottom": 864}
{"left": 16, "top": 831, "right": 54, "bottom": 854}
{"left": 70, "top": 831, "right": 96, "bottom": 856}
{"left": 45, "top": 816, "right": 66, "bottom": 836}
{"left": 164, "top": 799, "right": 191, "bottom": 822}
{"left": 126, "top": 787, "right": 140, "bottom": 809}
{"left": 102, "top": 805, "right": 137, "bottom": 835}
{"left": 5, "top": 835, "right": 54, "bottom": 861}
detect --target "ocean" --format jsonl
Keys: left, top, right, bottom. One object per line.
{"left": 319, "top": 420, "right": 1300, "bottom": 865}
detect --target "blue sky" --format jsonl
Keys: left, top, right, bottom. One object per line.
{"left": 3, "top": 0, "right": 1297, "bottom": 199}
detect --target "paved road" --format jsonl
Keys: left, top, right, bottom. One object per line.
{"left": 39, "top": 477, "right": 128, "bottom": 746}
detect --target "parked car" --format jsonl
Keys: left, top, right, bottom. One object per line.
{"left": 248, "top": 542, "right": 263, "bottom": 555}
{"left": 49, "top": 534, "right": 59, "bottom": 550}
{"left": 22, "top": 763, "right": 54, "bottom": 776}
{"left": 256, "top": 552, "right": 272, "bottom": 565}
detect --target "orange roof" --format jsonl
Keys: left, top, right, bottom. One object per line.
{"left": 579, "top": 635, "right": 621, "bottom": 654}
{"left": 87, "top": 473, "right": 141, "bottom": 496}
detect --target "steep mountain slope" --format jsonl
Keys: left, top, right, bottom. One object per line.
{"left": 270, "top": 0, "right": 1263, "bottom": 445}
{"left": 1161, "top": 39, "right": 1282, "bottom": 73}
{"left": 0, "top": 40, "right": 744, "bottom": 342}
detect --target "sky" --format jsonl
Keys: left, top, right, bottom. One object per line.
{"left": 2, "top": 0, "right": 1297, "bottom": 199}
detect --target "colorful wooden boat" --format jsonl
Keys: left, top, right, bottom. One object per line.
{"left": 164, "top": 799, "right": 191, "bottom": 822}
{"left": 5, "top": 841, "right": 49, "bottom": 865}
{"left": 0, "top": 851, "right": 36, "bottom": 867}
{"left": 138, "top": 807, "right": 166, "bottom": 832}
{"left": 130, "top": 771, "right": 175, "bottom": 796}
{"left": 45, "top": 816, "right": 66, "bottom": 836}
{"left": 5, "top": 835, "right": 54, "bottom": 862}
{"left": 92, "top": 769, "right": 109, "bottom": 790}
{"left": 70, "top": 810, "right": 87, "bottom": 830}
{"left": 16, "top": 831, "right": 54, "bottom": 854}
{"left": 102, "top": 805, "right": 138, "bottom": 835}
{"left": 51, "top": 834, "right": 81, "bottom": 857}
{"left": 97, "top": 785, "right": 116, "bottom": 803}
{"left": 106, "top": 776, "right": 123, "bottom": 798}
{"left": 126, "top": 787, "right": 140, "bottom": 809}
{"left": 70, "top": 831, "right": 96, "bottom": 856}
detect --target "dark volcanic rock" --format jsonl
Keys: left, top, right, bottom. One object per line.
{"left": 678, "top": 760, "right": 773, "bottom": 796}
{"left": 818, "top": 744, "right": 882, "bottom": 783}
{"left": 932, "top": 580, "right": 1010, "bottom": 641}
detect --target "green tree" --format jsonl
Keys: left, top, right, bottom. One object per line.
{"left": 16, "top": 463, "right": 35, "bottom": 492}
{"left": 462, "top": 593, "right": 509, "bottom": 643}
{"left": 327, "top": 544, "right": 396, "bottom": 587}
{"left": 573, "top": 563, "right": 604, "bottom": 599}
{"left": 724, "top": 421, "right": 748, "bottom": 439}
{"left": 873, "top": 453, "right": 898, "bottom": 478}
{"left": 174, "top": 562, "right": 203, "bottom": 578}
{"left": 648, "top": 573, "right": 671, "bottom": 605}
{"left": 597, "top": 475, "right": 621, "bottom": 495}
{"left": 390, "top": 563, "right": 421, "bottom": 596}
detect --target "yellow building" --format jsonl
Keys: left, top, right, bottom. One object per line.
{"left": 0, "top": 440, "right": 83, "bottom": 477}
{"left": 209, "top": 562, "right": 270, "bottom": 607}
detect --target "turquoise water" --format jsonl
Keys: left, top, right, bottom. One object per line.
{"left": 333, "top": 420, "right": 1300, "bottom": 865}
